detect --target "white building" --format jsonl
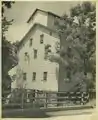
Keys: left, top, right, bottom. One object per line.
{"left": 9, "top": 9, "right": 61, "bottom": 92}
{"left": 9, "top": 9, "right": 81, "bottom": 92}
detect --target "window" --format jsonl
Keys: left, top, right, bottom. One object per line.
{"left": 23, "top": 73, "right": 27, "bottom": 80}
{"left": 50, "top": 32, "right": 52, "bottom": 36}
{"left": 43, "top": 72, "right": 47, "bottom": 81}
{"left": 24, "top": 52, "right": 28, "bottom": 60}
{"left": 29, "top": 38, "right": 33, "bottom": 47}
{"left": 33, "top": 49, "right": 37, "bottom": 59}
{"left": 32, "top": 72, "right": 36, "bottom": 81}
{"left": 24, "top": 52, "right": 29, "bottom": 61}
{"left": 44, "top": 44, "right": 51, "bottom": 60}
{"left": 40, "top": 34, "right": 44, "bottom": 44}
{"left": 25, "top": 52, "right": 28, "bottom": 56}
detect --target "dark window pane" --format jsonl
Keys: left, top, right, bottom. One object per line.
{"left": 24, "top": 52, "right": 29, "bottom": 61}
{"left": 32, "top": 72, "right": 36, "bottom": 80}
{"left": 43, "top": 72, "right": 47, "bottom": 81}
{"left": 34, "top": 49, "right": 37, "bottom": 59}
{"left": 25, "top": 52, "right": 28, "bottom": 56}
{"left": 40, "top": 34, "right": 44, "bottom": 44}
{"left": 29, "top": 38, "right": 33, "bottom": 47}
{"left": 50, "top": 32, "right": 52, "bottom": 36}
{"left": 23, "top": 73, "right": 26, "bottom": 80}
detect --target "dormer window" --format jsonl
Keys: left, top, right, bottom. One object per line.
{"left": 29, "top": 38, "right": 33, "bottom": 47}
{"left": 40, "top": 34, "right": 44, "bottom": 44}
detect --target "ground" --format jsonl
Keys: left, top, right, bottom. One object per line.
{"left": 2, "top": 105, "right": 95, "bottom": 118}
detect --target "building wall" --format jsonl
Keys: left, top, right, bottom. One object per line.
{"left": 17, "top": 28, "right": 59, "bottom": 91}
{"left": 47, "top": 14, "right": 59, "bottom": 30}
{"left": 28, "top": 11, "right": 48, "bottom": 28}
{"left": 47, "top": 14, "right": 55, "bottom": 30}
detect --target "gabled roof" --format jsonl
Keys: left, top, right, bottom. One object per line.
{"left": 27, "top": 8, "right": 61, "bottom": 23}
{"left": 17, "top": 23, "right": 60, "bottom": 51}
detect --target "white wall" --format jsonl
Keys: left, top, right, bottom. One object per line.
{"left": 18, "top": 28, "right": 59, "bottom": 91}
{"left": 28, "top": 11, "right": 48, "bottom": 28}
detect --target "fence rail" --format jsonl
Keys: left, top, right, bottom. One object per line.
{"left": 2, "top": 89, "right": 96, "bottom": 109}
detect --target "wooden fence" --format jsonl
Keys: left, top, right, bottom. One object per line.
{"left": 2, "top": 89, "right": 96, "bottom": 109}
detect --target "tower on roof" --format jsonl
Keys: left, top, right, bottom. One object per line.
{"left": 27, "top": 8, "right": 61, "bottom": 30}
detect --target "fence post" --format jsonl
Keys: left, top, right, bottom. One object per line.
{"left": 34, "top": 90, "right": 38, "bottom": 107}
{"left": 45, "top": 92, "right": 48, "bottom": 108}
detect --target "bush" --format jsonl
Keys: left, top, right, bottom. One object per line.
{"left": 2, "top": 103, "right": 21, "bottom": 109}
{"left": 33, "top": 100, "right": 45, "bottom": 108}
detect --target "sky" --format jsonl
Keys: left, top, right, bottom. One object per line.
{"left": 4, "top": 1, "right": 82, "bottom": 43}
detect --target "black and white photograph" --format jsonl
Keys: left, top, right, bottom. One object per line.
{"left": 1, "top": 1, "right": 96, "bottom": 118}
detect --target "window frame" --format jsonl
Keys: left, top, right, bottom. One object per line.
{"left": 33, "top": 49, "right": 37, "bottom": 59}
{"left": 32, "top": 72, "right": 36, "bottom": 81}
{"left": 50, "top": 32, "right": 52, "bottom": 36}
{"left": 23, "top": 73, "right": 27, "bottom": 81}
{"left": 29, "top": 38, "right": 33, "bottom": 47}
{"left": 25, "top": 52, "right": 28, "bottom": 56}
{"left": 40, "top": 34, "right": 44, "bottom": 44}
{"left": 24, "top": 52, "right": 29, "bottom": 61}
{"left": 43, "top": 72, "right": 48, "bottom": 81}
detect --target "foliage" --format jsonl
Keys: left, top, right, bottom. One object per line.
{"left": 49, "top": 2, "right": 96, "bottom": 90}
{"left": 15, "top": 66, "right": 27, "bottom": 89}
{"left": 44, "top": 44, "right": 51, "bottom": 59}
{"left": 2, "top": 1, "right": 18, "bottom": 99}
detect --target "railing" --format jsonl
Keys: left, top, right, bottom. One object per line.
{"left": 2, "top": 89, "right": 96, "bottom": 109}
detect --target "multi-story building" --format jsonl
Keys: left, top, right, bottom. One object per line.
{"left": 8, "top": 9, "right": 82, "bottom": 92}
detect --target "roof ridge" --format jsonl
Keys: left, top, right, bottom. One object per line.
{"left": 27, "top": 8, "right": 61, "bottom": 23}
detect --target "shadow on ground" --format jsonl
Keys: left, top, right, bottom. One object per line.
{"left": 2, "top": 105, "right": 94, "bottom": 118}
{"left": 2, "top": 108, "right": 50, "bottom": 118}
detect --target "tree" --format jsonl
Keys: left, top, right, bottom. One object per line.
{"left": 9, "top": 66, "right": 27, "bottom": 105}
{"left": 48, "top": 2, "right": 96, "bottom": 90}
{"left": 70, "top": 2, "right": 96, "bottom": 90}
{"left": 2, "top": 1, "right": 18, "bottom": 99}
